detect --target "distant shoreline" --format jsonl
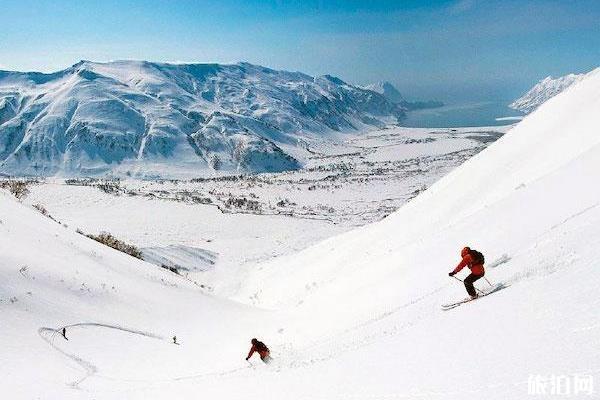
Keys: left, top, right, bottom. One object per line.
{"left": 401, "top": 100, "right": 524, "bottom": 128}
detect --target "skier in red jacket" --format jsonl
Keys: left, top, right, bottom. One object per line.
{"left": 449, "top": 246, "right": 485, "bottom": 298}
{"left": 246, "top": 338, "right": 272, "bottom": 364}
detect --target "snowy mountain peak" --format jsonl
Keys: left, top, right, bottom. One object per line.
{"left": 510, "top": 72, "right": 585, "bottom": 114}
{"left": 363, "top": 81, "right": 444, "bottom": 110}
{"left": 0, "top": 61, "right": 404, "bottom": 178}
{"left": 364, "top": 81, "right": 404, "bottom": 103}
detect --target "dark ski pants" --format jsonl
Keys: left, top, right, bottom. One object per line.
{"left": 464, "top": 273, "right": 484, "bottom": 297}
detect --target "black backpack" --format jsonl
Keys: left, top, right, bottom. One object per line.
{"left": 469, "top": 249, "right": 485, "bottom": 265}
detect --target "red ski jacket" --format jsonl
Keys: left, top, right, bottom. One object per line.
{"left": 247, "top": 344, "right": 270, "bottom": 360}
{"left": 453, "top": 252, "right": 484, "bottom": 276}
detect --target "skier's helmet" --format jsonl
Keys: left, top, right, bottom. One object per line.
{"left": 461, "top": 247, "right": 471, "bottom": 257}
{"left": 251, "top": 338, "right": 258, "bottom": 345}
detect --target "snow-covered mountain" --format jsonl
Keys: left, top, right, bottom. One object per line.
{"left": 2, "top": 67, "right": 599, "bottom": 399}
{"left": 0, "top": 61, "right": 404, "bottom": 177}
{"left": 364, "top": 81, "right": 405, "bottom": 103}
{"left": 510, "top": 73, "right": 585, "bottom": 114}
{"left": 365, "top": 80, "right": 443, "bottom": 110}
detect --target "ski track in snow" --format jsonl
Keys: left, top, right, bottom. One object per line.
{"left": 487, "top": 254, "right": 511, "bottom": 268}
{"left": 39, "top": 322, "right": 259, "bottom": 387}
{"left": 36, "top": 282, "right": 508, "bottom": 389}
{"left": 38, "top": 323, "right": 165, "bottom": 388}
{"left": 280, "top": 282, "right": 491, "bottom": 370}
{"left": 38, "top": 327, "right": 98, "bottom": 389}
{"left": 30, "top": 195, "right": 583, "bottom": 391}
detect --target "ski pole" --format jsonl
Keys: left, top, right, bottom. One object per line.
{"left": 484, "top": 277, "right": 493, "bottom": 287}
{"left": 451, "top": 275, "right": 485, "bottom": 295}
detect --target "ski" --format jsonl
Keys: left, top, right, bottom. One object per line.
{"left": 442, "top": 283, "right": 508, "bottom": 310}
{"left": 441, "top": 298, "right": 472, "bottom": 310}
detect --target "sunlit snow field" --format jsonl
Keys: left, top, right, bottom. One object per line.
{"left": 22, "top": 125, "right": 508, "bottom": 294}
{"left": 2, "top": 68, "right": 600, "bottom": 400}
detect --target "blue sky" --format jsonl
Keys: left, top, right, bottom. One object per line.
{"left": 1, "top": 0, "right": 598, "bottom": 101}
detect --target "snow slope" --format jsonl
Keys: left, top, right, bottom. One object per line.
{"left": 0, "top": 190, "right": 269, "bottom": 398}
{"left": 510, "top": 72, "right": 586, "bottom": 113}
{"left": 233, "top": 67, "right": 600, "bottom": 394}
{"left": 0, "top": 61, "right": 404, "bottom": 177}
{"left": 2, "top": 68, "right": 600, "bottom": 398}
{"left": 236, "top": 64, "right": 600, "bottom": 308}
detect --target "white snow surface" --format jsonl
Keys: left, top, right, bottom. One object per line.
{"left": 2, "top": 68, "right": 600, "bottom": 399}
{"left": 510, "top": 72, "right": 586, "bottom": 114}
{"left": 0, "top": 61, "right": 404, "bottom": 177}
{"left": 20, "top": 125, "right": 505, "bottom": 294}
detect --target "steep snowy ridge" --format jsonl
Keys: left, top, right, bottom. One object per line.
{"left": 2, "top": 69, "right": 600, "bottom": 398}
{"left": 230, "top": 68, "right": 600, "bottom": 396}
{"left": 237, "top": 68, "right": 600, "bottom": 312}
{"left": 0, "top": 61, "right": 404, "bottom": 177}
{"left": 510, "top": 72, "right": 586, "bottom": 113}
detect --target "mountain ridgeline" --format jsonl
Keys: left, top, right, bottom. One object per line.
{"left": 0, "top": 61, "right": 405, "bottom": 177}
{"left": 364, "top": 81, "right": 444, "bottom": 110}
{"left": 510, "top": 73, "right": 585, "bottom": 114}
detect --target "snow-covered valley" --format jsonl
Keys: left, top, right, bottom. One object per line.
{"left": 17, "top": 125, "right": 506, "bottom": 294}
{"left": 2, "top": 65, "right": 600, "bottom": 400}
